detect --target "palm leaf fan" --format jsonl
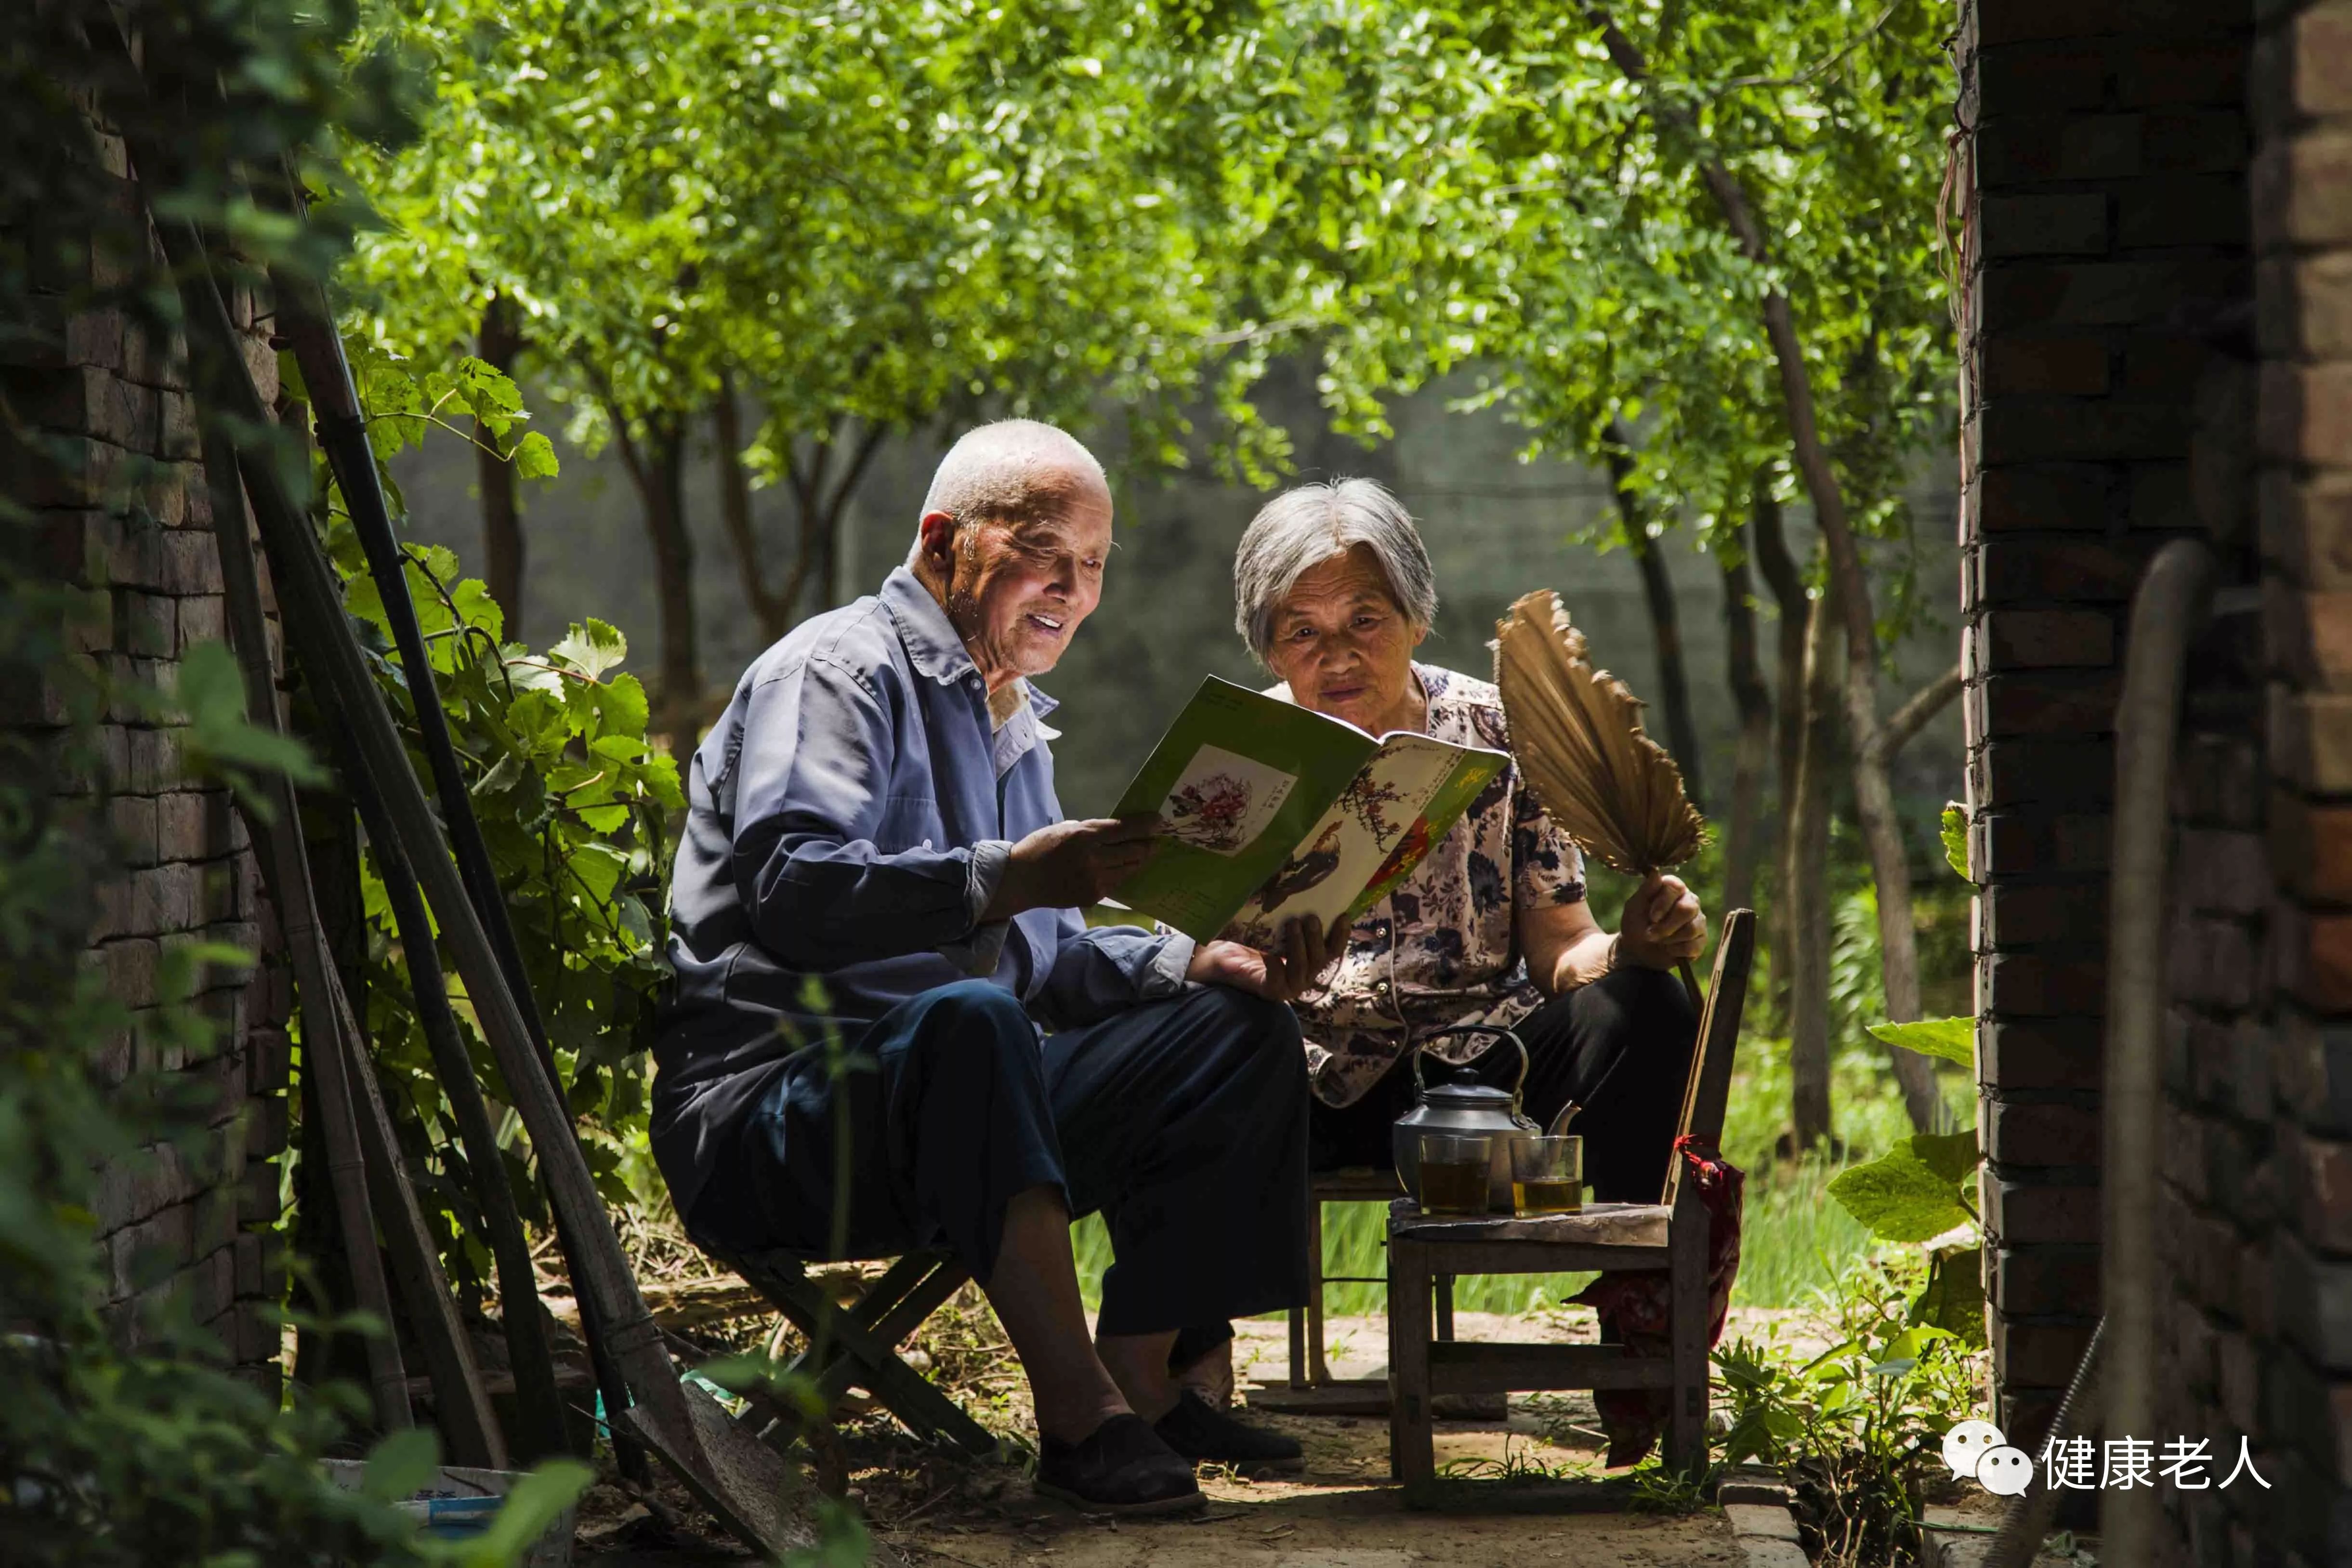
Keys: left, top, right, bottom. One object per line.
{"left": 1493, "top": 586, "right": 1707, "bottom": 890}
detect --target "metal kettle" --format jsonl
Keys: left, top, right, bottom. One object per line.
{"left": 1392, "top": 1026, "right": 1538, "bottom": 1212}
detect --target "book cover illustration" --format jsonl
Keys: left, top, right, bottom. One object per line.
{"left": 1108, "top": 677, "right": 1507, "bottom": 944}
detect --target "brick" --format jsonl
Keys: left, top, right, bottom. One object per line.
{"left": 2265, "top": 4, "right": 2352, "bottom": 120}
{"left": 1976, "top": 0, "right": 2122, "bottom": 47}
{"left": 107, "top": 794, "right": 158, "bottom": 868}
{"left": 1981, "top": 1019, "right": 2104, "bottom": 1088}
{"left": 1983, "top": 192, "right": 2111, "bottom": 257}
{"left": 2170, "top": 914, "right": 2262, "bottom": 1010}
{"left": 2260, "top": 362, "right": 2352, "bottom": 465}
{"left": 1995, "top": 1316, "right": 2097, "bottom": 1388}
{"left": 2278, "top": 1236, "right": 2352, "bottom": 1371}
{"left": 1986, "top": 1175, "right": 2102, "bottom": 1243}
{"left": 100, "top": 937, "right": 158, "bottom": 1009}
{"left": 2129, "top": 460, "right": 2203, "bottom": 532}
{"left": 118, "top": 592, "right": 173, "bottom": 659}
{"left": 1976, "top": 464, "right": 2112, "bottom": 531}
{"left": 1977, "top": 670, "right": 2124, "bottom": 734}
{"left": 2281, "top": 906, "right": 2352, "bottom": 1013}
{"left": 1977, "top": 809, "right": 2112, "bottom": 874}
{"left": 1983, "top": 335, "right": 2113, "bottom": 397}
{"left": 2179, "top": 829, "right": 2275, "bottom": 916}
{"left": 121, "top": 725, "right": 182, "bottom": 792}
{"left": 126, "top": 862, "right": 199, "bottom": 936}
{"left": 1985, "top": 883, "right": 2111, "bottom": 946}
{"left": 2146, "top": 111, "right": 2250, "bottom": 175}
{"left": 2261, "top": 469, "right": 2352, "bottom": 591}
{"left": 2120, "top": 40, "right": 2249, "bottom": 105}
{"left": 1977, "top": 42, "right": 2107, "bottom": 115}
{"left": 1990, "top": 1097, "right": 2104, "bottom": 1164}
{"left": 1981, "top": 608, "right": 2116, "bottom": 668}
{"left": 2278, "top": 1011, "right": 2352, "bottom": 1135}
{"left": 2272, "top": 689, "right": 2352, "bottom": 794}
{"left": 2258, "top": 247, "right": 2352, "bottom": 359}
{"left": 1986, "top": 260, "right": 2234, "bottom": 326}
{"left": 1981, "top": 112, "right": 2143, "bottom": 185}
{"left": 1983, "top": 739, "right": 2115, "bottom": 804}
{"left": 2273, "top": 793, "right": 2352, "bottom": 904}
{"left": 1985, "top": 950, "right": 2109, "bottom": 1015}
{"left": 1980, "top": 537, "right": 2153, "bottom": 601}
{"left": 2118, "top": 174, "right": 2247, "bottom": 249}
{"left": 1993, "top": 1244, "right": 2101, "bottom": 1313}
{"left": 153, "top": 790, "right": 212, "bottom": 863}
{"left": 157, "top": 529, "right": 223, "bottom": 595}
{"left": 2289, "top": 1131, "right": 2352, "bottom": 1253}
{"left": 2255, "top": 129, "right": 2352, "bottom": 248}
{"left": 1981, "top": 396, "right": 2196, "bottom": 460}
{"left": 106, "top": 1203, "right": 193, "bottom": 1300}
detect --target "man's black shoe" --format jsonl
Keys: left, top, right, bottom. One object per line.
{"left": 1153, "top": 1390, "right": 1306, "bottom": 1474}
{"left": 1034, "top": 1413, "right": 1204, "bottom": 1515}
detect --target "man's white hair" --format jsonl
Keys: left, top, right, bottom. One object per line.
{"left": 907, "top": 419, "right": 1107, "bottom": 565}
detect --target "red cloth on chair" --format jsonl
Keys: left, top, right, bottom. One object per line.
{"left": 1567, "top": 1136, "right": 1746, "bottom": 1468}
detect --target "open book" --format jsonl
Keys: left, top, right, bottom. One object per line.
{"left": 1106, "top": 677, "right": 1510, "bottom": 945}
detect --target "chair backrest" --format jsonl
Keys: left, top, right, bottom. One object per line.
{"left": 1661, "top": 908, "right": 1757, "bottom": 1206}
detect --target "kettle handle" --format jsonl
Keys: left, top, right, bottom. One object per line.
{"left": 1410, "top": 1025, "right": 1532, "bottom": 1111}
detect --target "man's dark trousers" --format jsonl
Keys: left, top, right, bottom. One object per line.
{"left": 683, "top": 980, "right": 1311, "bottom": 1337}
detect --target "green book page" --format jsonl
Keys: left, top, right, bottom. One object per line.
{"left": 1107, "top": 677, "right": 1379, "bottom": 941}
{"left": 1224, "top": 736, "right": 1507, "bottom": 949}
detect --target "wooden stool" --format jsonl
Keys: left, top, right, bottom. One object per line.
{"left": 1383, "top": 909, "right": 1755, "bottom": 1488}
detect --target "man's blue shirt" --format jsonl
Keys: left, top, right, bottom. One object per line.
{"left": 653, "top": 567, "right": 1192, "bottom": 1216}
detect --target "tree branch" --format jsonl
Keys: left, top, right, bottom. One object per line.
{"left": 1876, "top": 664, "right": 1962, "bottom": 761}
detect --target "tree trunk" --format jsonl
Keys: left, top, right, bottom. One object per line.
{"left": 612, "top": 409, "right": 699, "bottom": 740}
{"left": 1787, "top": 580, "right": 1840, "bottom": 1152}
{"left": 714, "top": 376, "right": 789, "bottom": 640}
{"left": 1718, "top": 510, "right": 1774, "bottom": 918}
{"left": 1749, "top": 479, "right": 1809, "bottom": 1019}
{"left": 1602, "top": 422, "right": 1704, "bottom": 808}
{"left": 1588, "top": 12, "right": 1945, "bottom": 1131}
{"left": 476, "top": 296, "right": 525, "bottom": 631}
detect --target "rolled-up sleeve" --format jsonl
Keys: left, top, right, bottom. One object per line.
{"left": 1030, "top": 916, "right": 1196, "bottom": 1031}
{"left": 728, "top": 657, "right": 989, "bottom": 969}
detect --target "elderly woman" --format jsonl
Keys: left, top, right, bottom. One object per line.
{"left": 1169, "top": 478, "right": 1709, "bottom": 1410}
{"left": 1232, "top": 477, "right": 1708, "bottom": 1185}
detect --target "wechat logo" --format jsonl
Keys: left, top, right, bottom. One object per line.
{"left": 1945, "top": 1420, "right": 2035, "bottom": 1496}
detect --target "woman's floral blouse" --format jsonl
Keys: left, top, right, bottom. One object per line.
{"left": 1268, "top": 663, "right": 1587, "bottom": 1107}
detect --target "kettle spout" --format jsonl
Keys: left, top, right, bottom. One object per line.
{"left": 1544, "top": 1100, "right": 1583, "bottom": 1137}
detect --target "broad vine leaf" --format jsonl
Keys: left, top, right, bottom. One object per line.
{"left": 1827, "top": 1138, "right": 1976, "bottom": 1243}
{"left": 1910, "top": 1245, "right": 1988, "bottom": 1348}
{"left": 513, "top": 429, "right": 559, "bottom": 479}
{"left": 1866, "top": 1015, "right": 1974, "bottom": 1068}
{"left": 552, "top": 619, "right": 629, "bottom": 679}
{"left": 1910, "top": 1131, "right": 1983, "bottom": 1186}
{"left": 1941, "top": 802, "right": 1970, "bottom": 881}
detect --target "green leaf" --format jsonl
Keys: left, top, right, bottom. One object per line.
{"left": 1910, "top": 1245, "right": 1987, "bottom": 1348}
{"left": 1866, "top": 1016, "right": 1974, "bottom": 1068}
{"left": 1909, "top": 1131, "right": 1983, "bottom": 1186}
{"left": 1826, "top": 1140, "right": 1975, "bottom": 1243}
{"left": 175, "top": 642, "right": 326, "bottom": 805}
{"left": 552, "top": 619, "right": 629, "bottom": 679}
{"left": 513, "top": 429, "right": 559, "bottom": 479}
{"left": 361, "top": 1426, "right": 440, "bottom": 1502}
{"left": 1941, "top": 802, "right": 1970, "bottom": 881}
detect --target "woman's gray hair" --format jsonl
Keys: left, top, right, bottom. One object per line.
{"left": 1233, "top": 478, "right": 1438, "bottom": 662}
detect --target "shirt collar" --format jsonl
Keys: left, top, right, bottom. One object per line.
{"left": 879, "top": 563, "right": 1062, "bottom": 723}
{"left": 880, "top": 567, "right": 976, "bottom": 685}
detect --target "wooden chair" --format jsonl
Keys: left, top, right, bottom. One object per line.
{"left": 720, "top": 1246, "right": 997, "bottom": 1455}
{"left": 1384, "top": 909, "right": 1756, "bottom": 1488}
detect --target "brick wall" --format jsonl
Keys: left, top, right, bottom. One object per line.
{"left": 2148, "top": 3, "right": 2352, "bottom": 1562}
{"left": 3, "top": 120, "right": 291, "bottom": 1386}
{"left": 1957, "top": 0, "right": 2253, "bottom": 1447}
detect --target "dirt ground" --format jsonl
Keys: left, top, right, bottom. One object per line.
{"left": 571, "top": 1306, "right": 1811, "bottom": 1568}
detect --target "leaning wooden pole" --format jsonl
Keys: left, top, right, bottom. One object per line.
{"left": 196, "top": 414, "right": 505, "bottom": 1468}
{"left": 190, "top": 424, "right": 408, "bottom": 1437}
{"left": 268, "top": 259, "right": 644, "bottom": 1480}
{"left": 155, "top": 223, "right": 820, "bottom": 1555}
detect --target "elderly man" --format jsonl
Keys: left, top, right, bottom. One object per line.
{"left": 654, "top": 421, "right": 1330, "bottom": 1514}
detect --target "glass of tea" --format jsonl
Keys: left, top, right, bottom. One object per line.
{"left": 1417, "top": 1133, "right": 1493, "bottom": 1215}
{"left": 1511, "top": 1135, "right": 1584, "bottom": 1215}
